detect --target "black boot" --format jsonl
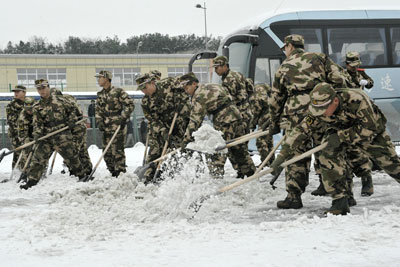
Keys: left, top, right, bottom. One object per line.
{"left": 361, "top": 175, "right": 374, "bottom": 196}
{"left": 311, "top": 176, "right": 327, "bottom": 196}
{"left": 325, "top": 197, "right": 350, "bottom": 215}
{"left": 348, "top": 196, "right": 357, "bottom": 207}
{"left": 20, "top": 179, "right": 38, "bottom": 190}
{"left": 17, "top": 172, "right": 28, "bottom": 183}
{"left": 277, "top": 192, "right": 303, "bottom": 209}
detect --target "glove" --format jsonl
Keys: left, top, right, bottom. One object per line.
{"left": 68, "top": 121, "right": 75, "bottom": 130}
{"left": 270, "top": 154, "right": 285, "bottom": 178}
{"left": 119, "top": 118, "right": 126, "bottom": 128}
{"left": 260, "top": 121, "right": 269, "bottom": 131}
{"left": 269, "top": 123, "right": 280, "bottom": 135}
{"left": 326, "top": 132, "right": 341, "bottom": 149}
{"left": 359, "top": 79, "right": 368, "bottom": 87}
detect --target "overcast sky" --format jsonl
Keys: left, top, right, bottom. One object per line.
{"left": 1, "top": 0, "right": 399, "bottom": 49}
{"left": 0, "top": 0, "right": 284, "bottom": 49}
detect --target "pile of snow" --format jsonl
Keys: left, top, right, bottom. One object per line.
{"left": 187, "top": 123, "right": 228, "bottom": 154}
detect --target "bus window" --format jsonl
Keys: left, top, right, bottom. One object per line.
{"left": 272, "top": 27, "right": 323, "bottom": 53}
{"left": 327, "top": 27, "right": 387, "bottom": 66}
{"left": 227, "top": 43, "right": 252, "bottom": 77}
{"left": 254, "top": 58, "right": 281, "bottom": 86}
{"left": 390, "top": 27, "right": 400, "bottom": 65}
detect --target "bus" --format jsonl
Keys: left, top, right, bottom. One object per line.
{"left": 193, "top": 4, "right": 400, "bottom": 143}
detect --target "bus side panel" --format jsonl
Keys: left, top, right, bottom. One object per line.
{"left": 364, "top": 68, "right": 400, "bottom": 142}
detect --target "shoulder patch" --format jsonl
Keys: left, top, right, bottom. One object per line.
{"left": 305, "top": 114, "right": 316, "bottom": 126}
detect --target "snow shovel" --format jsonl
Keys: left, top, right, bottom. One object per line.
{"left": 188, "top": 142, "right": 328, "bottom": 217}
{"left": 256, "top": 136, "right": 285, "bottom": 174}
{"left": 152, "top": 112, "right": 179, "bottom": 181}
{"left": 214, "top": 130, "right": 270, "bottom": 151}
{"left": 48, "top": 151, "right": 57, "bottom": 175}
{"left": 16, "top": 144, "right": 37, "bottom": 183}
{"left": 81, "top": 125, "right": 121, "bottom": 182}
{"left": 142, "top": 132, "right": 149, "bottom": 166}
{"left": 0, "top": 118, "right": 86, "bottom": 164}
{"left": 133, "top": 132, "right": 150, "bottom": 177}
{"left": 0, "top": 152, "right": 24, "bottom": 183}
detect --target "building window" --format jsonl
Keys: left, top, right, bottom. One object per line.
{"left": 95, "top": 68, "right": 140, "bottom": 87}
{"left": 168, "top": 66, "right": 209, "bottom": 83}
{"left": 17, "top": 68, "right": 67, "bottom": 89}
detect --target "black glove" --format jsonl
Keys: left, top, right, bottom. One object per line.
{"left": 68, "top": 121, "right": 75, "bottom": 130}
{"left": 270, "top": 154, "right": 285, "bottom": 178}
{"left": 326, "top": 132, "right": 341, "bottom": 149}
{"left": 269, "top": 123, "right": 280, "bottom": 135}
{"left": 20, "top": 179, "right": 38, "bottom": 190}
{"left": 119, "top": 118, "right": 126, "bottom": 128}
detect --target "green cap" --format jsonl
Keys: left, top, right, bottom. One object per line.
{"left": 95, "top": 70, "right": 113, "bottom": 80}
{"left": 179, "top": 72, "right": 198, "bottom": 86}
{"left": 149, "top": 70, "right": 162, "bottom": 79}
{"left": 135, "top": 73, "right": 154, "bottom": 90}
{"left": 24, "top": 97, "right": 35, "bottom": 108}
{"left": 34, "top": 79, "right": 49, "bottom": 89}
{"left": 12, "top": 85, "right": 26, "bottom": 92}
{"left": 212, "top": 56, "right": 228, "bottom": 67}
{"left": 309, "top": 83, "right": 337, "bottom": 116}
{"left": 281, "top": 34, "right": 304, "bottom": 49}
{"left": 346, "top": 51, "right": 361, "bottom": 67}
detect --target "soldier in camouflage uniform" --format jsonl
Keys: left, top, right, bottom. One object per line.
{"left": 149, "top": 70, "right": 162, "bottom": 80}
{"left": 6, "top": 85, "right": 26, "bottom": 169}
{"left": 95, "top": 70, "right": 134, "bottom": 177}
{"left": 16, "top": 97, "right": 35, "bottom": 172}
{"left": 179, "top": 72, "right": 256, "bottom": 179}
{"left": 213, "top": 56, "right": 254, "bottom": 178}
{"left": 50, "top": 88, "right": 92, "bottom": 176}
{"left": 344, "top": 52, "right": 374, "bottom": 89}
{"left": 20, "top": 79, "right": 88, "bottom": 189}
{"left": 312, "top": 51, "right": 376, "bottom": 197}
{"left": 136, "top": 73, "right": 191, "bottom": 184}
{"left": 270, "top": 82, "right": 400, "bottom": 215}
{"left": 267, "top": 34, "right": 347, "bottom": 209}
{"left": 250, "top": 83, "right": 274, "bottom": 166}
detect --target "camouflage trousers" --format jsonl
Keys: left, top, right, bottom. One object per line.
{"left": 70, "top": 126, "right": 92, "bottom": 175}
{"left": 210, "top": 121, "right": 256, "bottom": 178}
{"left": 256, "top": 133, "right": 275, "bottom": 166}
{"left": 102, "top": 126, "right": 127, "bottom": 174}
{"left": 282, "top": 118, "right": 316, "bottom": 195}
{"left": 318, "top": 131, "right": 400, "bottom": 200}
{"left": 11, "top": 138, "right": 22, "bottom": 169}
{"left": 143, "top": 130, "right": 182, "bottom": 182}
{"left": 18, "top": 140, "right": 34, "bottom": 172}
{"left": 28, "top": 132, "right": 85, "bottom": 181}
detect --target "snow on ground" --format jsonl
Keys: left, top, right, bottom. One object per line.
{"left": 0, "top": 144, "right": 400, "bottom": 267}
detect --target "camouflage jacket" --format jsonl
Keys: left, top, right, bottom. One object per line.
{"left": 141, "top": 77, "right": 190, "bottom": 138}
{"left": 250, "top": 83, "right": 271, "bottom": 130}
{"left": 96, "top": 86, "right": 135, "bottom": 132}
{"left": 268, "top": 48, "right": 347, "bottom": 128}
{"left": 221, "top": 69, "right": 253, "bottom": 120}
{"left": 281, "top": 89, "right": 387, "bottom": 157}
{"left": 63, "top": 93, "right": 87, "bottom": 136}
{"left": 183, "top": 83, "right": 242, "bottom": 144}
{"left": 17, "top": 110, "right": 33, "bottom": 144}
{"left": 6, "top": 98, "right": 24, "bottom": 140}
{"left": 344, "top": 69, "right": 374, "bottom": 89}
{"left": 32, "top": 95, "right": 79, "bottom": 138}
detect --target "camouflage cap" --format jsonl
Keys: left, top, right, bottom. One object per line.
{"left": 50, "top": 88, "right": 63, "bottom": 96}
{"left": 135, "top": 73, "right": 154, "bottom": 90}
{"left": 95, "top": 70, "right": 113, "bottom": 80}
{"left": 149, "top": 70, "right": 162, "bottom": 79}
{"left": 35, "top": 79, "right": 49, "bottom": 89}
{"left": 309, "top": 82, "right": 337, "bottom": 116}
{"left": 24, "top": 97, "right": 35, "bottom": 108}
{"left": 212, "top": 56, "right": 228, "bottom": 67}
{"left": 280, "top": 34, "right": 304, "bottom": 49}
{"left": 179, "top": 72, "right": 198, "bottom": 86}
{"left": 346, "top": 51, "right": 361, "bottom": 67}
{"left": 12, "top": 85, "right": 26, "bottom": 92}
